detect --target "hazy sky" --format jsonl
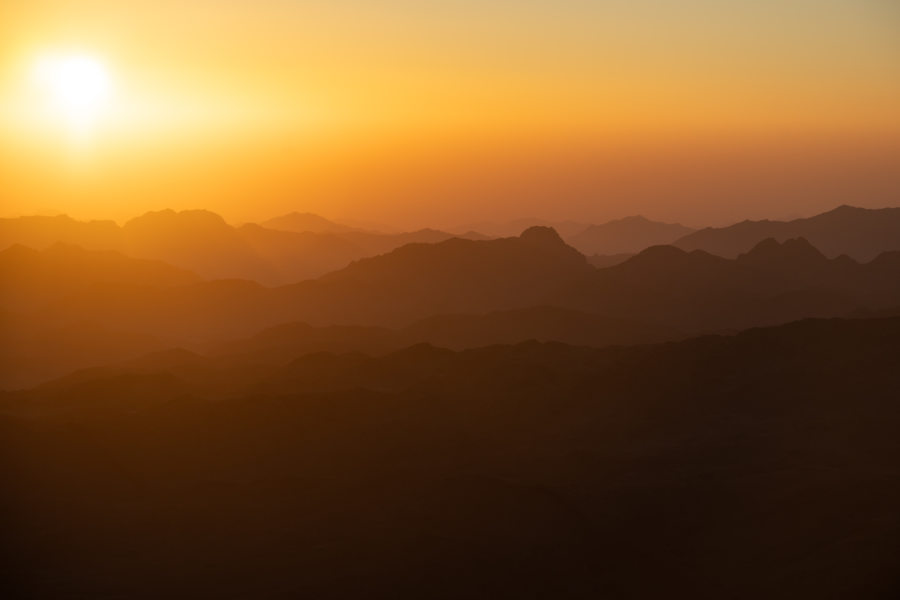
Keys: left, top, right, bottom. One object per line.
{"left": 1, "top": 0, "right": 899, "bottom": 226}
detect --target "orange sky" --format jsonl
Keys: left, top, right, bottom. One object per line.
{"left": 1, "top": 0, "right": 899, "bottom": 227}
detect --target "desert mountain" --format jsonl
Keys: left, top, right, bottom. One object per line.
{"left": 0, "top": 210, "right": 493, "bottom": 284}
{"left": 568, "top": 215, "right": 695, "bottom": 255}
{"left": 121, "top": 209, "right": 279, "bottom": 282}
{"left": 586, "top": 252, "right": 634, "bottom": 268}
{"left": 0, "top": 312, "right": 169, "bottom": 391}
{"left": 307, "top": 226, "right": 593, "bottom": 322}
{"left": 259, "top": 211, "right": 359, "bottom": 233}
{"left": 0, "top": 243, "right": 200, "bottom": 311}
{"left": 0, "top": 214, "right": 123, "bottom": 250}
{"left": 210, "top": 306, "right": 680, "bottom": 363}
{"left": 0, "top": 244, "right": 199, "bottom": 388}
{"left": 236, "top": 224, "right": 366, "bottom": 283}
{"left": 336, "top": 228, "right": 491, "bottom": 255}
{"left": 0, "top": 233, "right": 677, "bottom": 388}
{"left": 3, "top": 227, "right": 899, "bottom": 391}
{"left": 4, "top": 316, "right": 899, "bottom": 598}
{"left": 567, "top": 237, "right": 900, "bottom": 331}
{"left": 454, "top": 217, "right": 591, "bottom": 239}
{"left": 306, "top": 231, "right": 894, "bottom": 334}
{"left": 674, "top": 205, "right": 900, "bottom": 260}
{"left": 7, "top": 230, "right": 900, "bottom": 346}
{"left": 32, "top": 227, "right": 595, "bottom": 341}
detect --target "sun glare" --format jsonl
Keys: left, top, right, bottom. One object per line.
{"left": 32, "top": 54, "right": 113, "bottom": 135}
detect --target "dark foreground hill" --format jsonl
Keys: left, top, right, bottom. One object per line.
{"left": 2, "top": 317, "right": 899, "bottom": 599}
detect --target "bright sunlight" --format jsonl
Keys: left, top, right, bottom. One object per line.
{"left": 31, "top": 54, "right": 113, "bottom": 135}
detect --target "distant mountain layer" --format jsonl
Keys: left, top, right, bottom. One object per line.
{"left": 454, "top": 215, "right": 695, "bottom": 252}
{"left": 5, "top": 230, "right": 900, "bottom": 339}
{"left": 0, "top": 210, "right": 488, "bottom": 284}
{"left": 210, "top": 306, "right": 681, "bottom": 362}
{"left": 568, "top": 215, "right": 695, "bottom": 255}
{"left": 4, "top": 205, "right": 900, "bottom": 282}
{"left": 586, "top": 252, "right": 634, "bottom": 268}
{"left": 674, "top": 205, "right": 900, "bottom": 261}
{"left": 455, "top": 217, "right": 592, "bottom": 239}
{"left": 259, "top": 211, "right": 358, "bottom": 234}
{"left": 0, "top": 243, "right": 200, "bottom": 310}
{"left": 3, "top": 316, "right": 900, "bottom": 598}
{"left": 3, "top": 229, "right": 899, "bottom": 385}
{"left": 0, "top": 214, "right": 122, "bottom": 249}
{"left": 1, "top": 230, "right": 657, "bottom": 388}
{"left": 0, "top": 302, "right": 680, "bottom": 390}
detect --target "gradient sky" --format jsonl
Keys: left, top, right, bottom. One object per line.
{"left": 1, "top": 0, "right": 899, "bottom": 227}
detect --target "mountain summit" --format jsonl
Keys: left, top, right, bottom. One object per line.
{"left": 519, "top": 225, "right": 566, "bottom": 245}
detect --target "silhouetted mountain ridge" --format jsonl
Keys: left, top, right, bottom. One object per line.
{"left": 0, "top": 210, "right": 494, "bottom": 285}
{"left": 569, "top": 215, "right": 695, "bottom": 255}
{"left": 260, "top": 211, "right": 359, "bottom": 234}
{"left": 5, "top": 230, "right": 899, "bottom": 350}
{"left": 3, "top": 317, "right": 899, "bottom": 598}
{"left": 674, "top": 205, "right": 900, "bottom": 260}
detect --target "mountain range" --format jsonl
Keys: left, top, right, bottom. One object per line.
{"left": 3, "top": 218, "right": 899, "bottom": 390}
{"left": 3, "top": 316, "right": 899, "bottom": 598}
{"left": 3, "top": 202, "right": 900, "bottom": 598}
{"left": 4, "top": 205, "right": 898, "bottom": 285}
{"left": 673, "top": 205, "right": 900, "bottom": 260}
{"left": 568, "top": 215, "right": 695, "bottom": 255}
{"left": 0, "top": 210, "right": 486, "bottom": 284}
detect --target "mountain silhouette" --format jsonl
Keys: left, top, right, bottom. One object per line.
{"left": 674, "top": 205, "right": 900, "bottom": 260}
{"left": 308, "top": 226, "right": 592, "bottom": 323}
{"left": 4, "top": 217, "right": 900, "bottom": 392}
{"left": 0, "top": 244, "right": 201, "bottom": 388}
{"left": 0, "top": 214, "right": 122, "bottom": 251}
{"left": 586, "top": 252, "right": 634, "bottom": 268}
{"left": 0, "top": 242, "right": 200, "bottom": 311}
{"left": 3, "top": 202, "right": 900, "bottom": 598}
{"left": 6, "top": 229, "right": 899, "bottom": 351}
{"left": 236, "top": 223, "right": 366, "bottom": 282}
{"left": 0, "top": 210, "right": 494, "bottom": 285}
{"left": 259, "top": 211, "right": 360, "bottom": 233}
{"left": 568, "top": 215, "right": 695, "bottom": 255}
{"left": 122, "top": 209, "right": 280, "bottom": 282}
{"left": 0, "top": 313, "right": 168, "bottom": 391}
{"left": 567, "top": 237, "right": 899, "bottom": 331}
{"left": 337, "top": 227, "right": 491, "bottom": 255}
{"left": 326, "top": 226, "right": 587, "bottom": 285}
{"left": 208, "top": 306, "right": 681, "bottom": 365}
{"left": 0, "top": 234, "right": 674, "bottom": 389}
{"left": 454, "top": 217, "right": 591, "bottom": 239}
{"left": 3, "top": 316, "right": 899, "bottom": 598}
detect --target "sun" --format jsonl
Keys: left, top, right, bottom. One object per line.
{"left": 32, "top": 54, "right": 114, "bottom": 134}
